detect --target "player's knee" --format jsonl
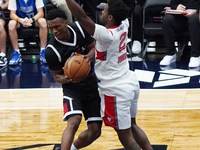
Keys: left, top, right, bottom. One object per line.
{"left": 38, "top": 18, "right": 47, "bottom": 29}
{"left": 90, "top": 128, "right": 101, "bottom": 140}
{"left": 67, "top": 116, "right": 82, "bottom": 132}
{"left": 89, "top": 123, "right": 102, "bottom": 140}
{"left": 67, "top": 122, "right": 79, "bottom": 133}
{"left": 8, "top": 20, "right": 17, "bottom": 31}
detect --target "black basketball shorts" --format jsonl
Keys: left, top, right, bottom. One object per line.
{"left": 62, "top": 75, "right": 102, "bottom": 124}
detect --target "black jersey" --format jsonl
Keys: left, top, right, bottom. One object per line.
{"left": 45, "top": 21, "right": 94, "bottom": 71}
{"left": 46, "top": 22, "right": 101, "bottom": 123}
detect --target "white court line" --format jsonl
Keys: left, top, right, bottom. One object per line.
{"left": 1, "top": 88, "right": 200, "bottom": 111}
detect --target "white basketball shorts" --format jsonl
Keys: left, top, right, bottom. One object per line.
{"left": 98, "top": 71, "right": 140, "bottom": 130}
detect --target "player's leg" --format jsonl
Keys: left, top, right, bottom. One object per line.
{"left": 131, "top": 118, "right": 153, "bottom": 150}
{"left": 35, "top": 18, "right": 47, "bottom": 48}
{"left": 72, "top": 76, "right": 102, "bottom": 149}
{"left": 62, "top": 86, "right": 84, "bottom": 150}
{"left": 73, "top": 121, "right": 102, "bottom": 149}
{"left": 115, "top": 128, "right": 141, "bottom": 150}
{"left": 129, "top": 77, "right": 153, "bottom": 150}
{"left": 100, "top": 93, "right": 140, "bottom": 150}
{"left": 61, "top": 115, "right": 82, "bottom": 150}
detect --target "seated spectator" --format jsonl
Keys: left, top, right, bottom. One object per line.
{"left": 160, "top": 0, "right": 200, "bottom": 68}
{"left": 131, "top": 0, "right": 164, "bottom": 54}
{"left": 47, "top": 0, "right": 73, "bottom": 23}
{"left": 131, "top": 0, "right": 145, "bottom": 54}
{"left": 8, "top": 0, "right": 47, "bottom": 65}
{"left": 0, "top": 0, "right": 9, "bottom": 66}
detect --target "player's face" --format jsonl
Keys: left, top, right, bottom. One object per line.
{"left": 100, "top": 5, "right": 110, "bottom": 26}
{"left": 47, "top": 18, "right": 69, "bottom": 41}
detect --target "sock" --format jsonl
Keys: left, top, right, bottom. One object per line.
{"left": 70, "top": 143, "right": 78, "bottom": 150}
{"left": 40, "top": 48, "right": 45, "bottom": 51}
{"left": 0, "top": 53, "right": 6, "bottom": 57}
{"left": 14, "top": 49, "right": 20, "bottom": 53}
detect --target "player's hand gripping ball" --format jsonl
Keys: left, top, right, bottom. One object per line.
{"left": 64, "top": 55, "right": 91, "bottom": 82}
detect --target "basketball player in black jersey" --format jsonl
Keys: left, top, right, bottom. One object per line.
{"left": 45, "top": 9, "right": 102, "bottom": 150}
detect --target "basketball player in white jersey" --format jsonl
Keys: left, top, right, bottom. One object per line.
{"left": 65, "top": 0, "right": 153, "bottom": 149}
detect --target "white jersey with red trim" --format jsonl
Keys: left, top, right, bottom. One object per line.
{"left": 93, "top": 19, "right": 130, "bottom": 85}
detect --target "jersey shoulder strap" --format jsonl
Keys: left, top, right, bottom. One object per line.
{"left": 75, "top": 21, "right": 85, "bottom": 39}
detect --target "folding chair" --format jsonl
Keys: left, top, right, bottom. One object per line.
{"left": 141, "top": 0, "right": 171, "bottom": 59}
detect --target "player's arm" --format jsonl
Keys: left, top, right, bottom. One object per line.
{"left": 65, "top": 0, "right": 95, "bottom": 36}
{"left": 45, "top": 47, "right": 72, "bottom": 84}
{"left": 0, "top": 0, "right": 9, "bottom": 10}
{"left": 84, "top": 41, "right": 96, "bottom": 63}
{"left": 9, "top": 10, "right": 18, "bottom": 20}
{"left": 49, "top": 69, "right": 72, "bottom": 84}
{"left": 33, "top": 7, "right": 44, "bottom": 20}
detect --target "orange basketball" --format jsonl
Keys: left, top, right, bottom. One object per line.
{"left": 64, "top": 55, "right": 91, "bottom": 82}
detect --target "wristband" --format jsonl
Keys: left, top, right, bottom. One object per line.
{"left": 32, "top": 17, "right": 35, "bottom": 23}
{"left": 16, "top": 17, "right": 19, "bottom": 22}
{"left": 0, "top": 6, "right": 2, "bottom": 11}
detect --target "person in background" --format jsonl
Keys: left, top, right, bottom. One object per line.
{"left": 45, "top": 9, "right": 102, "bottom": 150}
{"left": 8, "top": 0, "right": 47, "bottom": 65}
{"left": 0, "top": 0, "right": 9, "bottom": 67}
{"left": 47, "top": 0, "right": 73, "bottom": 23}
{"left": 131, "top": 0, "right": 145, "bottom": 54}
{"left": 131, "top": 0, "right": 165, "bottom": 54}
{"left": 65, "top": 0, "right": 153, "bottom": 149}
{"left": 160, "top": 0, "right": 200, "bottom": 68}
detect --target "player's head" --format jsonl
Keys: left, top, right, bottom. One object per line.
{"left": 47, "top": 9, "right": 68, "bottom": 21}
{"left": 100, "top": 0, "right": 129, "bottom": 26}
{"left": 46, "top": 9, "right": 69, "bottom": 41}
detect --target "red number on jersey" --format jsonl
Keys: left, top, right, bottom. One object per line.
{"left": 119, "top": 32, "right": 126, "bottom": 52}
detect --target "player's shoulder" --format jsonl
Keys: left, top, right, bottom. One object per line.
{"left": 46, "top": 37, "right": 53, "bottom": 45}
{"left": 46, "top": 37, "right": 59, "bottom": 51}
{"left": 68, "top": 21, "right": 82, "bottom": 32}
{"left": 68, "top": 22, "right": 77, "bottom": 28}
{"left": 122, "top": 18, "right": 129, "bottom": 27}
{"left": 68, "top": 21, "right": 90, "bottom": 39}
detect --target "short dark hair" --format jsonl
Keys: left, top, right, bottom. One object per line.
{"left": 108, "top": 0, "right": 129, "bottom": 25}
{"left": 47, "top": 9, "right": 68, "bottom": 21}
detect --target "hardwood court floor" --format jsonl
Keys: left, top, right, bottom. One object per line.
{"left": 1, "top": 88, "right": 200, "bottom": 150}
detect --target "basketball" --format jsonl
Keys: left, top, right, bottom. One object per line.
{"left": 64, "top": 55, "right": 91, "bottom": 82}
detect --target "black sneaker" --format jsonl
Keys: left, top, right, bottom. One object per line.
{"left": 0, "top": 55, "right": 8, "bottom": 67}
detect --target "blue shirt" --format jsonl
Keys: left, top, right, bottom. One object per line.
{"left": 16, "top": 0, "right": 37, "bottom": 18}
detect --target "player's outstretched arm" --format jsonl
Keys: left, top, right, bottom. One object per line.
{"left": 65, "top": 0, "right": 95, "bottom": 36}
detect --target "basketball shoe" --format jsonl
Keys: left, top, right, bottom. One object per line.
{"left": 9, "top": 50, "right": 22, "bottom": 65}
{"left": 188, "top": 56, "right": 200, "bottom": 68}
{"left": 131, "top": 40, "right": 141, "bottom": 54}
{"left": 40, "top": 48, "right": 47, "bottom": 64}
{"left": 160, "top": 54, "right": 176, "bottom": 66}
